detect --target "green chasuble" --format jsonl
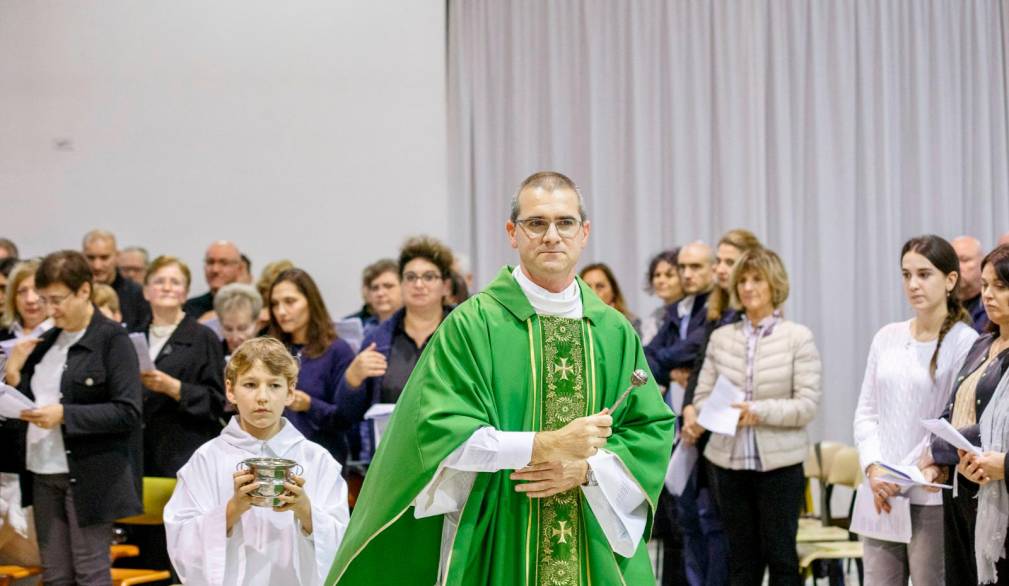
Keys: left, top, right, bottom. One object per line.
{"left": 327, "top": 267, "right": 675, "bottom": 586}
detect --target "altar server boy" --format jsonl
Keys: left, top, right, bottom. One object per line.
{"left": 164, "top": 337, "right": 349, "bottom": 585}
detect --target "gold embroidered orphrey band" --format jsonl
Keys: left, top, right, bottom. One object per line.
{"left": 536, "top": 316, "right": 587, "bottom": 586}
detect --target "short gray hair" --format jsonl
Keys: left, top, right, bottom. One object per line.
{"left": 121, "top": 246, "right": 149, "bottom": 263}
{"left": 82, "top": 229, "right": 117, "bottom": 249}
{"left": 509, "top": 171, "right": 588, "bottom": 223}
{"left": 213, "top": 282, "right": 263, "bottom": 320}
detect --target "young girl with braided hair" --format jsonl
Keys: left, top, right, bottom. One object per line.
{"left": 853, "top": 234, "right": 978, "bottom": 585}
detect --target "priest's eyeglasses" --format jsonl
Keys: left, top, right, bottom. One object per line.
{"left": 514, "top": 217, "right": 582, "bottom": 239}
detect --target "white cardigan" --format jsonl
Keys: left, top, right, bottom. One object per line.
{"left": 693, "top": 319, "right": 823, "bottom": 471}
{"left": 852, "top": 319, "right": 976, "bottom": 506}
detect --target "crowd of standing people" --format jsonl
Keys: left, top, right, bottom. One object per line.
{"left": 1, "top": 208, "right": 1009, "bottom": 584}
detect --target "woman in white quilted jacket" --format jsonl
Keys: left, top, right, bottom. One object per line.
{"left": 852, "top": 234, "right": 977, "bottom": 586}
{"left": 692, "top": 247, "right": 822, "bottom": 586}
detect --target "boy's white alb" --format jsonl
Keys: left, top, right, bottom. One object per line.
{"left": 164, "top": 417, "right": 349, "bottom": 586}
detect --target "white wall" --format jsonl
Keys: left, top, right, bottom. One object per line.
{"left": 0, "top": 0, "right": 449, "bottom": 315}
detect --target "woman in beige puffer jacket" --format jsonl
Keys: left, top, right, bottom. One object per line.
{"left": 692, "top": 248, "right": 822, "bottom": 586}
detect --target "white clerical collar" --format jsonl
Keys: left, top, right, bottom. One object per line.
{"left": 513, "top": 266, "right": 583, "bottom": 319}
{"left": 677, "top": 295, "right": 696, "bottom": 320}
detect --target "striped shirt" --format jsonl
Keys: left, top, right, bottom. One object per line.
{"left": 729, "top": 311, "right": 782, "bottom": 470}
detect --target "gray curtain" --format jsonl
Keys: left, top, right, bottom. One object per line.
{"left": 447, "top": 0, "right": 1009, "bottom": 443}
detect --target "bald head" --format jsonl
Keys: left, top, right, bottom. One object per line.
{"left": 953, "top": 235, "right": 984, "bottom": 300}
{"left": 82, "top": 229, "right": 117, "bottom": 250}
{"left": 678, "top": 242, "right": 715, "bottom": 295}
{"left": 203, "top": 240, "right": 242, "bottom": 293}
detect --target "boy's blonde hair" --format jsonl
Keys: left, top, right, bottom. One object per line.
{"left": 225, "top": 337, "right": 299, "bottom": 388}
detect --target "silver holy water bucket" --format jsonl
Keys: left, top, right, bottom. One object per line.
{"left": 238, "top": 457, "right": 303, "bottom": 508}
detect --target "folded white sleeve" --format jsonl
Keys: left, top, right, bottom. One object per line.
{"left": 413, "top": 427, "right": 648, "bottom": 557}
{"left": 581, "top": 449, "right": 649, "bottom": 557}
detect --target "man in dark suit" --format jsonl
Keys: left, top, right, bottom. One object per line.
{"left": 644, "top": 241, "right": 728, "bottom": 586}
{"left": 82, "top": 229, "right": 150, "bottom": 331}
{"left": 953, "top": 235, "right": 990, "bottom": 333}
{"left": 183, "top": 240, "right": 242, "bottom": 321}
{"left": 645, "top": 241, "right": 715, "bottom": 389}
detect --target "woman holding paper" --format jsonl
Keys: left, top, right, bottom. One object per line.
{"left": 0, "top": 260, "right": 50, "bottom": 567}
{"left": 853, "top": 235, "right": 977, "bottom": 585}
{"left": 934, "top": 243, "right": 1009, "bottom": 584}
{"left": 692, "top": 247, "right": 822, "bottom": 586}
{"left": 1, "top": 250, "right": 143, "bottom": 585}
{"left": 1, "top": 259, "right": 51, "bottom": 344}
{"left": 136, "top": 255, "right": 226, "bottom": 478}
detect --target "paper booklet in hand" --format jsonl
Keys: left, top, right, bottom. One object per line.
{"left": 697, "top": 375, "right": 744, "bottom": 436}
{"left": 0, "top": 382, "right": 35, "bottom": 419}
{"left": 921, "top": 418, "right": 982, "bottom": 456}
{"left": 873, "top": 461, "right": 951, "bottom": 490}
{"left": 128, "top": 332, "right": 156, "bottom": 372}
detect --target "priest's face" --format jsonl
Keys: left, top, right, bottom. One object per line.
{"left": 227, "top": 361, "right": 295, "bottom": 437}
{"left": 507, "top": 186, "right": 590, "bottom": 291}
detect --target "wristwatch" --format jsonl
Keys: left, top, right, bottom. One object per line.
{"left": 583, "top": 467, "right": 598, "bottom": 487}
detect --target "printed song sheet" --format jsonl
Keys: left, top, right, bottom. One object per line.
{"left": 697, "top": 376, "right": 744, "bottom": 436}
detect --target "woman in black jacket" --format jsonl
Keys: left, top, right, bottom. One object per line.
{"left": 114, "top": 255, "right": 226, "bottom": 576}
{"left": 2, "top": 250, "right": 142, "bottom": 585}
{"left": 932, "top": 244, "right": 1009, "bottom": 584}
{"left": 135, "top": 255, "right": 225, "bottom": 478}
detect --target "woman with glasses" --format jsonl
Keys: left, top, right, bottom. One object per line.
{"left": 118, "top": 256, "right": 225, "bottom": 575}
{"left": 1, "top": 250, "right": 143, "bottom": 584}
{"left": 136, "top": 256, "right": 226, "bottom": 478}
{"left": 268, "top": 267, "right": 356, "bottom": 462}
{"left": 337, "top": 236, "right": 455, "bottom": 462}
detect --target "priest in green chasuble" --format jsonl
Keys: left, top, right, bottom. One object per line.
{"left": 327, "top": 172, "right": 675, "bottom": 585}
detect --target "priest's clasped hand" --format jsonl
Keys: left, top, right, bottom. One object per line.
{"left": 530, "top": 411, "right": 612, "bottom": 462}
{"left": 511, "top": 460, "right": 590, "bottom": 498}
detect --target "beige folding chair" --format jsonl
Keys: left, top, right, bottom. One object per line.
{"left": 799, "top": 446, "right": 864, "bottom": 585}
{"left": 802, "top": 441, "right": 844, "bottom": 524}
